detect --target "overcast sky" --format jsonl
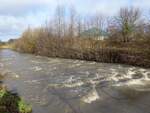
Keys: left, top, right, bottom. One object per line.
{"left": 0, "top": 0, "right": 150, "bottom": 41}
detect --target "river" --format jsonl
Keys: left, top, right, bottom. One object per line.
{"left": 0, "top": 49, "right": 150, "bottom": 113}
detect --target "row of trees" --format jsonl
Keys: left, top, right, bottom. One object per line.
{"left": 17, "top": 6, "right": 150, "bottom": 43}
{"left": 109, "top": 7, "right": 145, "bottom": 42}
{"left": 0, "top": 40, "right": 5, "bottom": 46}
{"left": 13, "top": 6, "right": 150, "bottom": 67}
{"left": 48, "top": 6, "right": 150, "bottom": 43}
{"left": 44, "top": 5, "right": 106, "bottom": 39}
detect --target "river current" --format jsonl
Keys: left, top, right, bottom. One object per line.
{"left": 0, "top": 49, "right": 150, "bottom": 113}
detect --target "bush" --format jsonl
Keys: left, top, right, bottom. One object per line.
{"left": 0, "top": 87, "right": 32, "bottom": 113}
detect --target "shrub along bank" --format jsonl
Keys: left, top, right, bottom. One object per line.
{"left": 0, "top": 74, "right": 32, "bottom": 113}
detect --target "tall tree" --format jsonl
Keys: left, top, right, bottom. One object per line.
{"left": 114, "top": 7, "right": 141, "bottom": 42}
{"left": 68, "top": 6, "right": 77, "bottom": 38}
{"left": 54, "top": 5, "right": 66, "bottom": 38}
{"left": 77, "top": 15, "right": 83, "bottom": 38}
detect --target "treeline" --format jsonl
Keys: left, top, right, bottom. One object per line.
{"left": 0, "top": 41, "right": 5, "bottom": 47}
{"left": 13, "top": 6, "right": 150, "bottom": 67}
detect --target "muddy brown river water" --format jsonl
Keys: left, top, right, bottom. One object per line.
{"left": 0, "top": 49, "right": 150, "bottom": 113}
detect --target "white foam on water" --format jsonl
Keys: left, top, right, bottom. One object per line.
{"left": 113, "top": 72, "right": 150, "bottom": 92}
{"left": 114, "top": 79, "right": 144, "bottom": 87}
{"left": 141, "top": 72, "right": 148, "bottom": 79}
{"left": 24, "top": 80, "right": 39, "bottom": 84}
{"left": 113, "top": 79, "right": 150, "bottom": 92}
{"left": 30, "top": 66, "right": 42, "bottom": 72}
{"left": 69, "top": 63, "right": 82, "bottom": 68}
{"left": 80, "top": 61, "right": 85, "bottom": 63}
{"left": 110, "top": 68, "right": 117, "bottom": 71}
{"left": 111, "top": 71, "right": 122, "bottom": 82}
{"left": 89, "top": 62, "right": 96, "bottom": 65}
{"left": 111, "top": 67, "right": 150, "bottom": 92}
{"left": 111, "top": 68, "right": 140, "bottom": 82}
{"left": 81, "top": 87, "right": 100, "bottom": 104}
{"left": 73, "top": 60, "right": 80, "bottom": 63}
{"left": 48, "top": 81, "right": 85, "bottom": 88}
{"left": 88, "top": 78, "right": 101, "bottom": 85}
{"left": 64, "top": 81, "right": 84, "bottom": 88}
{"left": 49, "top": 73, "right": 106, "bottom": 89}
{"left": 78, "top": 71, "right": 90, "bottom": 76}
{"left": 139, "top": 69, "right": 147, "bottom": 72}
{"left": 95, "top": 73, "right": 99, "bottom": 78}
{"left": 47, "top": 67, "right": 57, "bottom": 71}
{"left": 30, "top": 60, "right": 41, "bottom": 64}
{"left": 48, "top": 76, "right": 85, "bottom": 88}
{"left": 65, "top": 76, "right": 74, "bottom": 82}
{"left": 24, "top": 79, "right": 45, "bottom": 84}
{"left": 126, "top": 69, "right": 136, "bottom": 77}
{"left": 62, "top": 76, "right": 85, "bottom": 88}
{"left": 52, "top": 67, "right": 57, "bottom": 70}
{"left": 60, "top": 74, "right": 103, "bottom": 89}
{"left": 13, "top": 74, "right": 20, "bottom": 78}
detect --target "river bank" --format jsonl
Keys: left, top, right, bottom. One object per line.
{"left": 0, "top": 44, "right": 12, "bottom": 49}
{"left": 1, "top": 40, "right": 150, "bottom": 68}
{"left": 13, "top": 39, "right": 150, "bottom": 68}
{"left": 0, "top": 74, "right": 32, "bottom": 113}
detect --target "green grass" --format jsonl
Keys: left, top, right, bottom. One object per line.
{"left": 0, "top": 88, "right": 32, "bottom": 113}
{"left": 18, "top": 99, "right": 32, "bottom": 113}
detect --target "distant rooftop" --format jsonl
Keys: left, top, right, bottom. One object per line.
{"left": 80, "top": 28, "right": 108, "bottom": 38}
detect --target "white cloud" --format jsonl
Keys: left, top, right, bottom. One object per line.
{"left": 0, "top": 0, "right": 150, "bottom": 41}
{"left": 0, "top": 13, "right": 49, "bottom": 41}
{"left": 0, "top": 0, "right": 150, "bottom": 16}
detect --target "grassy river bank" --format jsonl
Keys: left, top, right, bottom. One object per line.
{"left": 0, "top": 74, "right": 32, "bottom": 113}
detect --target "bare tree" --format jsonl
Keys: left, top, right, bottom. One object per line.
{"left": 113, "top": 7, "right": 141, "bottom": 42}
{"left": 77, "top": 15, "right": 83, "bottom": 38}
{"left": 68, "top": 6, "right": 77, "bottom": 38}
{"left": 54, "top": 5, "right": 66, "bottom": 38}
{"left": 92, "top": 13, "right": 106, "bottom": 39}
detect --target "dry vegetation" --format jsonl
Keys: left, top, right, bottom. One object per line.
{"left": 13, "top": 6, "right": 150, "bottom": 68}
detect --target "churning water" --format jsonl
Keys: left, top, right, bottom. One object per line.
{"left": 0, "top": 49, "right": 150, "bottom": 113}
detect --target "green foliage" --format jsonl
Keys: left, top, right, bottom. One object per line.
{"left": 0, "top": 88, "right": 32, "bottom": 113}
{"left": 18, "top": 100, "right": 32, "bottom": 113}
{"left": 0, "top": 89, "right": 6, "bottom": 98}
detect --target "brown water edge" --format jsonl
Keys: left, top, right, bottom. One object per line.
{"left": 13, "top": 47, "right": 150, "bottom": 69}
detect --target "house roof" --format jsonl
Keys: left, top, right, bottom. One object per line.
{"left": 81, "top": 28, "right": 108, "bottom": 37}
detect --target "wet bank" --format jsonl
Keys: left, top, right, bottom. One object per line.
{"left": 0, "top": 49, "right": 150, "bottom": 113}
{"left": 0, "top": 74, "right": 32, "bottom": 113}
